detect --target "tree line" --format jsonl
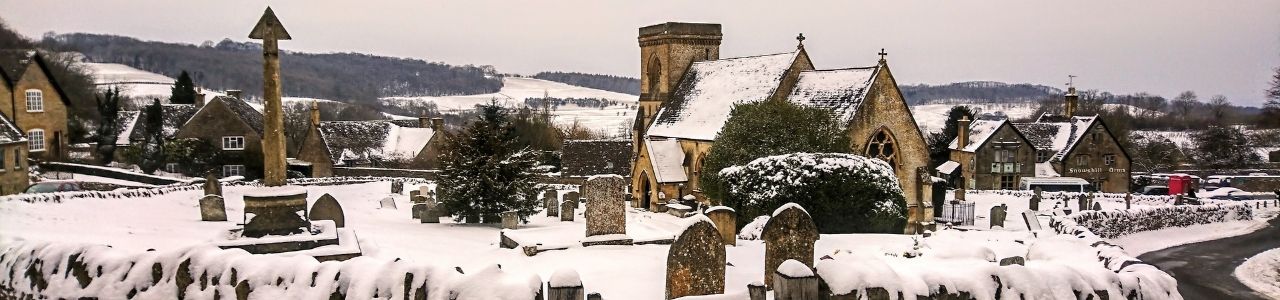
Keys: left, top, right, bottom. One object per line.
{"left": 531, "top": 72, "right": 640, "bottom": 95}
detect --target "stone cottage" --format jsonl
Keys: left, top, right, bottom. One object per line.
{"left": 629, "top": 22, "right": 933, "bottom": 234}
{"left": 0, "top": 111, "right": 29, "bottom": 195}
{"left": 297, "top": 102, "right": 443, "bottom": 176}
{"left": 1012, "top": 87, "right": 1132, "bottom": 193}
{"left": 173, "top": 94, "right": 265, "bottom": 178}
{"left": 0, "top": 54, "right": 71, "bottom": 162}
{"left": 941, "top": 118, "right": 1035, "bottom": 190}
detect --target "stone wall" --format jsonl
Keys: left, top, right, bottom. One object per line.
{"left": 40, "top": 162, "right": 188, "bottom": 185}
{"left": 845, "top": 64, "right": 933, "bottom": 234}
{"left": 1066, "top": 203, "right": 1253, "bottom": 238}
{"left": 333, "top": 167, "right": 438, "bottom": 179}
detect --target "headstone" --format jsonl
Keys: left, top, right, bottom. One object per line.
{"left": 772, "top": 259, "right": 818, "bottom": 300}
{"left": 1125, "top": 193, "right": 1132, "bottom": 210}
{"left": 1029, "top": 188, "right": 1042, "bottom": 211}
{"left": 548, "top": 269, "right": 585, "bottom": 300}
{"left": 762, "top": 203, "right": 819, "bottom": 288}
{"left": 560, "top": 200, "right": 575, "bottom": 222}
{"left": 409, "top": 190, "right": 420, "bottom": 200}
{"left": 391, "top": 181, "right": 404, "bottom": 194}
{"left": 989, "top": 204, "right": 1007, "bottom": 228}
{"left": 199, "top": 195, "right": 227, "bottom": 221}
{"left": 203, "top": 173, "right": 222, "bottom": 197}
{"left": 310, "top": 193, "right": 345, "bottom": 228}
{"left": 412, "top": 203, "right": 428, "bottom": 220}
{"left": 1022, "top": 211, "right": 1042, "bottom": 231}
{"left": 665, "top": 217, "right": 725, "bottom": 299}
{"left": 999, "top": 256, "right": 1025, "bottom": 266}
{"left": 584, "top": 176, "right": 626, "bottom": 237}
{"left": 411, "top": 195, "right": 428, "bottom": 204}
{"left": 501, "top": 211, "right": 519, "bottom": 230}
{"left": 1174, "top": 195, "right": 1185, "bottom": 206}
{"left": 1092, "top": 202, "right": 1103, "bottom": 211}
{"left": 565, "top": 191, "right": 581, "bottom": 208}
{"left": 380, "top": 197, "right": 397, "bottom": 209}
{"left": 420, "top": 201, "right": 440, "bottom": 224}
{"left": 747, "top": 282, "right": 766, "bottom": 300}
{"left": 1077, "top": 194, "right": 1088, "bottom": 211}
{"left": 954, "top": 188, "right": 966, "bottom": 201}
{"left": 545, "top": 190, "right": 560, "bottom": 217}
{"left": 705, "top": 206, "right": 737, "bottom": 246}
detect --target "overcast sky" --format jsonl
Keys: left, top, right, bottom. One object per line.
{"left": 2, "top": 0, "right": 1277, "bottom": 106}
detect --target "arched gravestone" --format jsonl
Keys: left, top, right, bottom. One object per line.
{"left": 665, "top": 216, "right": 725, "bottom": 299}
{"left": 564, "top": 191, "right": 581, "bottom": 209}
{"left": 204, "top": 173, "right": 222, "bottom": 197}
{"left": 310, "top": 193, "right": 346, "bottom": 228}
{"left": 762, "top": 203, "right": 818, "bottom": 288}
{"left": 990, "top": 204, "right": 1008, "bottom": 228}
{"left": 705, "top": 206, "right": 737, "bottom": 246}
{"left": 584, "top": 176, "right": 626, "bottom": 237}
{"left": 560, "top": 200, "right": 576, "bottom": 222}
{"left": 200, "top": 195, "right": 227, "bottom": 221}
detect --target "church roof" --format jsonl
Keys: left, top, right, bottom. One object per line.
{"left": 648, "top": 51, "right": 800, "bottom": 141}
{"left": 318, "top": 120, "right": 435, "bottom": 164}
{"left": 948, "top": 119, "right": 1005, "bottom": 152}
{"left": 787, "top": 67, "right": 880, "bottom": 125}
{"left": 645, "top": 139, "right": 688, "bottom": 183}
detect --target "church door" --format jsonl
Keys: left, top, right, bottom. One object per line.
{"left": 640, "top": 172, "right": 652, "bottom": 210}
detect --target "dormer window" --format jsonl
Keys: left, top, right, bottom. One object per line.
{"left": 25, "top": 90, "right": 43, "bottom": 112}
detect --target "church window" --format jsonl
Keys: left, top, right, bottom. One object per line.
{"left": 865, "top": 128, "right": 899, "bottom": 170}
{"left": 647, "top": 57, "right": 662, "bottom": 96}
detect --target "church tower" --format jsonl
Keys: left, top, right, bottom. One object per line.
{"left": 636, "top": 22, "right": 722, "bottom": 131}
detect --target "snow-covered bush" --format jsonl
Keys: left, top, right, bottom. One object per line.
{"left": 720, "top": 153, "right": 906, "bottom": 233}
{"left": 1066, "top": 203, "right": 1252, "bottom": 239}
{"left": 736, "top": 216, "right": 770, "bottom": 240}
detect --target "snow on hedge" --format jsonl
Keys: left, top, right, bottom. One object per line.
{"left": 720, "top": 153, "right": 905, "bottom": 233}
{"left": 966, "top": 189, "right": 1176, "bottom": 207}
{"left": 1066, "top": 203, "right": 1253, "bottom": 239}
{"left": 720, "top": 153, "right": 901, "bottom": 204}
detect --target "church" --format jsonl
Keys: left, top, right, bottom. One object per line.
{"left": 629, "top": 22, "right": 933, "bottom": 234}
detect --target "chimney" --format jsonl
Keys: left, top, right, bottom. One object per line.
{"left": 430, "top": 118, "right": 443, "bottom": 131}
{"left": 194, "top": 88, "right": 206, "bottom": 107}
{"left": 1064, "top": 87, "right": 1078, "bottom": 118}
{"left": 226, "top": 90, "right": 242, "bottom": 100}
{"left": 957, "top": 116, "right": 971, "bottom": 148}
{"left": 418, "top": 114, "right": 430, "bottom": 128}
{"left": 310, "top": 101, "right": 321, "bottom": 126}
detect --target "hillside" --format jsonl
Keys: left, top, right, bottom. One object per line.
{"left": 532, "top": 72, "right": 639, "bottom": 95}
{"left": 40, "top": 33, "right": 502, "bottom": 104}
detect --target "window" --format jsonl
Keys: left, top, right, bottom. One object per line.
{"left": 1104, "top": 154, "right": 1116, "bottom": 166}
{"left": 999, "top": 175, "right": 1016, "bottom": 190}
{"left": 1036, "top": 150, "right": 1049, "bottom": 163}
{"left": 865, "top": 128, "right": 899, "bottom": 170}
{"left": 13, "top": 149, "right": 20, "bottom": 170}
{"left": 1075, "top": 155, "right": 1090, "bottom": 166}
{"left": 27, "top": 130, "right": 45, "bottom": 152}
{"left": 222, "top": 136, "right": 245, "bottom": 150}
{"left": 0, "top": 148, "right": 6, "bottom": 172}
{"left": 25, "top": 90, "right": 43, "bottom": 112}
{"left": 223, "top": 165, "right": 244, "bottom": 177}
{"left": 991, "top": 149, "right": 1018, "bottom": 174}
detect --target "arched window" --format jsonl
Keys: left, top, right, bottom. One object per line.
{"left": 27, "top": 129, "right": 45, "bottom": 152}
{"left": 646, "top": 57, "right": 662, "bottom": 96}
{"left": 25, "top": 89, "right": 43, "bottom": 112}
{"left": 865, "top": 128, "right": 899, "bottom": 170}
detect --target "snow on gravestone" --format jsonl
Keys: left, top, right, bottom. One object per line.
{"left": 560, "top": 200, "right": 576, "bottom": 222}
{"left": 310, "top": 193, "right": 345, "bottom": 228}
{"left": 990, "top": 204, "right": 1008, "bottom": 228}
{"left": 665, "top": 215, "right": 726, "bottom": 299}
{"left": 544, "top": 190, "right": 559, "bottom": 217}
{"left": 705, "top": 206, "right": 737, "bottom": 246}
{"left": 420, "top": 201, "right": 440, "bottom": 224}
{"left": 1022, "top": 211, "right": 1042, "bottom": 231}
{"left": 762, "top": 203, "right": 818, "bottom": 288}
{"left": 584, "top": 175, "right": 625, "bottom": 238}
{"left": 199, "top": 195, "right": 227, "bottom": 221}
{"left": 379, "top": 197, "right": 397, "bottom": 209}
{"left": 548, "top": 269, "right": 585, "bottom": 300}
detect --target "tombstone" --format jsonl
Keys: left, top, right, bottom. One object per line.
{"left": 380, "top": 197, "right": 397, "bottom": 209}
{"left": 420, "top": 201, "right": 440, "bottom": 224}
{"left": 1029, "top": 188, "right": 1042, "bottom": 211}
{"left": 772, "top": 259, "right": 819, "bottom": 300}
{"left": 762, "top": 204, "right": 819, "bottom": 288}
{"left": 203, "top": 173, "right": 222, "bottom": 197}
{"left": 310, "top": 193, "right": 346, "bottom": 228}
{"left": 705, "top": 206, "right": 737, "bottom": 246}
{"left": 1022, "top": 211, "right": 1042, "bottom": 231}
{"left": 565, "top": 191, "right": 581, "bottom": 209}
{"left": 391, "top": 181, "right": 404, "bottom": 194}
{"left": 665, "top": 216, "right": 725, "bottom": 299}
{"left": 412, "top": 203, "right": 428, "bottom": 220}
{"left": 954, "top": 188, "right": 966, "bottom": 201}
{"left": 409, "top": 190, "right": 420, "bottom": 200}
{"left": 1092, "top": 202, "right": 1103, "bottom": 211}
{"left": 545, "top": 190, "right": 560, "bottom": 217}
{"left": 501, "top": 211, "right": 520, "bottom": 230}
{"left": 411, "top": 195, "right": 428, "bottom": 204}
{"left": 747, "top": 282, "right": 766, "bottom": 300}
{"left": 548, "top": 269, "right": 585, "bottom": 300}
{"left": 999, "top": 256, "right": 1026, "bottom": 266}
{"left": 584, "top": 176, "right": 626, "bottom": 237}
{"left": 1125, "top": 193, "right": 1132, "bottom": 210}
{"left": 560, "top": 200, "right": 575, "bottom": 222}
{"left": 989, "top": 204, "right": 1007, "bottom": 228}
{"left": 1077, "top": 194, "right": 1088, "bottom": 211}
{"left": 199, "top": 195, "right": 227, "bottom": 221}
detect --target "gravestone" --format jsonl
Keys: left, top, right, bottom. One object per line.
{"left": 762, "top": 203, "right": 819, "bottom": 288}
{"left": 772, "top": 259, "right": 818, "bottom": 300}
{"left": 545, "top": 190, "right": 560, "bottom": 217}
{"left": 705, "top": 206, "right": 737, "bottom": 246}
{"left": 565, "top": 191, "right": 581, "bottom": 209}
{"left": 584, "top": 176, "right": 626, "bottom": 237}
{"left": 203, "top": 173, "right": 222, "bottom": 197}
{"left": 548, "top": 269, "right": 585, "bottom": 300}
{"left": 989, "top": 204, "right": 1007, "bottom": 228}
{"left": 1092, "top": 202, "right": 1103, "bottom": 211}
{"left": 391, "top": 181, "right": 404, "bottom": 194}
{"left": 560, "top": 200, "right": 575, "bottom": 222}
{"left": 1022, "top": 211, "right": 1042, "bottom": 231}
{"left": 412, "top": 203, "right": 428, "bottom": 220}
{"left": 502, "top": 211, "right": 519, "bottom": 230}
{"left": 1125, "top": 193, "right": 1132, "bottom": 210}
{"left": 409, "top": 190, "right": 420, "bottom": 200}
{"left": 310, "top": 193, "right": 346, "bottom": 228}
{"left": 1029, "top": 188, "right": 1042, "bottom": 211}
{"left": 420, "top": 201, "right": 440, "bottom": 224}
{"left": 1077, "top": 194, "right": 1088, "bottom": 211}
{"left": 380, "top": 197, "right": 397, "bottom": 209}
{"left": 199, "top": 195, "right": 227, "bottom": 221}
{"left": 665, "top": 216, "right": 725, "bottom": 299}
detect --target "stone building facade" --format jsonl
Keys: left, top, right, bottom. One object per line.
{"left": 1011, "top": 88, "right": 1132, "bottom": 193}
{"left": 0, "top": 55, "right": 71, "bottom": 162}
{"left": 943, "top": 118, "right": 1036, "bottom": 190}
{"left": 630, "top": 22, "right": 933, "bottom": 234}
{"left": 173, "top": 95, "right": 266, "bottom": 178}
{"left": 0, "top": 111, "right": 28, "bottom": 195}
{"left": 297, "top": 101, "right": 443, "bottom": 176}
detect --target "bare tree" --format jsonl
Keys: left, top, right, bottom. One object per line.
{"left": 1208, "top": 95, "right": 1231, "bottom": 124}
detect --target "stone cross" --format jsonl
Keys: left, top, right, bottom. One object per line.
{"left": 199, "top": 195, "right": 227, "bottom": 221}
{"left": 310, "top": 193, "right": 345, "bottom": 228}
{"left": 249, "top": 7, "right": 292, "bottom": 186}
{"left": 989, "top": 204, "right": 1007, "bottom": 228}
{"left": 584, "top": 176, "right": 625, "bottom": 237}
{"left": 665, "top": 217, "right": 725, "bottom": 299}
{"left": 762, "top": 204, "right": 818, "bottom": 288}
{"left": 705, "top": 206, "right": 737, "bottom": 246}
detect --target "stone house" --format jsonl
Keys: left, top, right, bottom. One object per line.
{"left": 173, "top": 95, "right": 265, "bottom": 178}
{"left": 630, "top": 22, "right": 933, "bottom": 234}
{"left": 1012, "top": 87, "right": 1132, "bottom": 193}
{"left": 0, "top": 54, "right": 71, "bottom": 162}
{"left": 561, "top": 139, "right": 632, "bottom": 179}
{"left": 111, "top": 104, "right": 200, "bottom": 168}
{"left": 941, "top": 118, "right": 1036, "bottom": 190}
{"left": 297, "top": 102, "right": 443, "bottom": 176}
{"left": 0, "top": 111, "right": 29, "bottom": 195}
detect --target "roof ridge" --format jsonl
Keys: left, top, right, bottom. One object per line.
{"left": 805, "top": 66, "right": 879, "bottom": 72}
{"left": 693, "top": 50, "right": 796, "bottom": 64}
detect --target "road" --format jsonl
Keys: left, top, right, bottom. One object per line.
{"left": 1139, "top": 215, "right": 1280, "bottom": 300}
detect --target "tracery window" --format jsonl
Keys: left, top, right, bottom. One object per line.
{"left": 865, "top": 128, "right": 899, "bottom": 170}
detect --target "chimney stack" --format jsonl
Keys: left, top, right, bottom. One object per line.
{"left": 957, "top": 116, "right": 971, "bottom": 148}
{"left": 310, "top": 101, "right": 321, "bottom": 126}
{"left": 194, "top": 88, "right": 206, "bottom": 107}
{"left": 430, "top": 118, "right": 443, "bottom": 131}
{"left": 226, "top": 90, "right": 242, "bottom": 100}
{"left": 418, "top": 114, "right": 430, "bottom": 128}
{"left": 1064, "top": 87, "right": 1078, "bottom": 118}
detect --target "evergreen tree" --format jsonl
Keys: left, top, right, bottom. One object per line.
{"left": 169, "top": 70, "right": 197, "bottom": 104}
{"left": 137, "top": 99, "right": 165, "bottom": 173}
{"left": 699, "top": 100, "right": 850, "bottom": 205}
{"left": 926, "top": 106, "right": 974, "bottom": 168}
{"left": 1191, "top": 125, "right": 1259, "bottom": 171}
{"left": 1260, "top": 67, "right": 1280, "bottom": 128}
{"left": 436, "top": 101, "right": 541, "bottom": 223}
{"left": 94, "top": 87, "right": 121, "bottom": 163}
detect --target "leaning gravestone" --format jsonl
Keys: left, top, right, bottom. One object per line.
{"left": 545, "top": 190, "right": 560, "bottom": 217}
{"left": 705, "top": 206, "right": 737, "bottom": 246}
{"left": 379, "top": 197, "right": 397, "bottom": 209}
{"left": 199, "top": 195, "right": 227, "bottom": 221}
{"left": 762, "top": 203, "right": 819, "bottom": 288}
{"left": 665, "top": 216, "right": 725, "bottom": 299}
{"left": 989, "top": 204, "right": 1008, "bottom": 228}
{"left": 310, "top": 193, "right": 346, "bottom": 228}
{"left": 1029, "top": 188, "right": 1042, "bottom": 211}
{"left": 204, "top": 173, "right": 222, "bottom": 197}
{"left": 560, "top": 200, "right": 576, "bottom": 222}
{"left": 565, "top": 191, "right": 581, "bottom": 209}
{"left": 1022, "top": 211, "right": 1042, "bottom": 231}
{"left": 584, "top": 176, "right": 626, "bottom": 238}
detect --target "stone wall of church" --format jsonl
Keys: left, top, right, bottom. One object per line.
{"left": 1058, "top": 122, "right": 1131, "bottom": 193}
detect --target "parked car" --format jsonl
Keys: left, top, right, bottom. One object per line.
{"left": 1203, "top": 187, "right": 1247, "bottom": 201}
{"left": 1140, "top": 185, "right": 1169, "bottom": 196}
{"left": 23, "top": 181, "right": 82, "bottom": 194}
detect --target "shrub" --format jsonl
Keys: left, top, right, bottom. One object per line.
{"left": 720, "top": 152, "right": 906, "bottom": 233}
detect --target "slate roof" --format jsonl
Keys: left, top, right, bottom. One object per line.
{"left": 645, "top": 139, "right": 687, "bottom": 183}
{"left": 647, "top": 51, "right": 799, "bottom": 141}
{"left": 126, "top": 104, "right": 200, "bottom": 142}
{"left": 948, "top": 119, "right": 1005, "bottom": 152}
{"left": 562, "top": 139, "right": 632, "bottom": 177}
{"left": 218, "top": 96, "right": 265, "bottom": 135}
{"left": 0, "top": 111, "right": 26, "bottom": 144}
{"left": 786, "top": 67, "right": 879, "bottom": 124}
{"left": 1012, "top": 115, "right": 1098, "bottom": 163}
{"left": 317, "top": 120, "right": 435, "bottom": 164}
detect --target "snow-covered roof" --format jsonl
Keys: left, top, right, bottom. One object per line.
{"left": 126, "top": 104, "right": 200, "bottom": 142}
{"left": 647, "top": 51, "right": 799, "bottom": 141}
{"left": 0, "top": 111, "right": 25, "bottom": 144}
{"left": 220, "top": 97, "right": 265, "bottom": 135}
{"left": 562, "top": 140, "right": 632, "bottom": 177}
{"left": 113, "top": 111, "right": 140, "bottom": 146}
{"left": 936, "top": 160, "right": 959, "bottom": 175}
{"left": 787, "top": 67, "right": 879, "bottom": 125}
{"left": 948, "top": 119, "right": 1005, "bottom": 152}
{"left": 1012, "top": 115, "right": 1096, "bottom": 162}
{"left": 1035, "top": 162, "right": 1059, "bottom": 177}
{"left": 318, "top": 121, "right": 436, "bottom": 164}
{"left": 645, "top": 139, "right": 687, "bottom": 183}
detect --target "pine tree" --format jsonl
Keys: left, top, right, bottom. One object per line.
{"left": 436, "top": 101, "right": 541, "bottom": 223}
{"left": 926, "top": 106, "right": 974, "bottom": 168}
{"left": 169, "top": 70, "right": 196, "bottom": 104}
{"left": 94, "top": 87, "right": 121, "bottom": 163}
{"left": 138, "top": 99, "right": 166, "bottom": 173}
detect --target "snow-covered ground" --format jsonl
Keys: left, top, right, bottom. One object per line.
{"left": 1236, "top": 248, "right": 1280, "bottom": 299}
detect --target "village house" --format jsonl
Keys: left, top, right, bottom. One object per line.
{"left": 630, "top": 22, "right": 934, "bottom": 234}
{"left": 297, "top": 102, "right": 443, "bottom": 176}
{"left": 0, "top": 112, "right": 28, "bottom": 195}
{"left": 0, "top": 54, "right": 71, "bottom": 162}
{"left": 941, "top": 118, "right": 1036, "bottom": 190}
{"left": 172, "top": 92, "right": 265, "bottom": 178}
{"left": 1012, "top": 87, "right": 1132, "bottom": 193}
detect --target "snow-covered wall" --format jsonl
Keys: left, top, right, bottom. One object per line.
{"left": 1065, "top": 203, "right": 1253, "bottom": 239}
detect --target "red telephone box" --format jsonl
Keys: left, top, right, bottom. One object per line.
{"left": 1168, "top": 175, "right": 1192, "bottom": 195}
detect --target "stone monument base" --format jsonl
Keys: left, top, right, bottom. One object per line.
{"left": 581, "top": 234, "right": 633, "bottom": 247}
{"left": 216, "top": 220, "right": 362, "bottom": 262}
{"left": 242, "top": 186, "right": 311, "bottom": 238}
